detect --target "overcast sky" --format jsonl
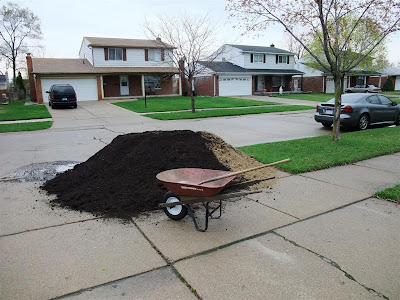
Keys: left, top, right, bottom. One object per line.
{"left": 8, "top": 0, "right": 400, "bottom": 65}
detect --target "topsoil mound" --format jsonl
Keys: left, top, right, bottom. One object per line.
{"left": 42, "top": 130, "right": 276, "bottom": 220}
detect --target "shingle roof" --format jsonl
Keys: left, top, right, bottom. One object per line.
{"left": 31, "top": 58, "right": 179, "bottom": 75}
{"left": 198, "top": 61, "right": 303, "bottom": 75}
{"left": 228, "top": 44, "right": 294, "bottom": 55}
{"left": 84, "top": 37, "right": 175, "bottom": 49}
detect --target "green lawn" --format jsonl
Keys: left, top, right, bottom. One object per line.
{"left": 239, "top": 126, "right": 400, "bottom": 174}
{"left": 382, "top": 91, "right": 400, "bottom": 95}
{"left": 0, "top": 101, "right": 51, "bottom": 121}
{"left": 145, "top": 105, "right": 314, "bottom": 120}
{"left": 113, "top": 96, "right": 279, "bottom": 113}
{"left": 0, "top": 121, "right": 53, "bottom": 133}
{"left": 272, "top": 93, "right": 335, "bottom": 102}
{"left": 375, "top": 184, "right": 400, "bottom": 202}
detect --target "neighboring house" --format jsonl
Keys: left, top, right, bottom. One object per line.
{"left": 293, "top": 60, "right": 396, "bottom": 93}
{"left": 194, "top": 44, "right": 303, "bottom": 96}
{"left": 27, "top": 37, "right": 180, "bottom": 103}
{"left": 0, "top": 74, "right": 9, "bottom": 92}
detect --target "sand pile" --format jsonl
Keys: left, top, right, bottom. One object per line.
{"left": 42, "top": 130, "right": 275, "bottom": 220}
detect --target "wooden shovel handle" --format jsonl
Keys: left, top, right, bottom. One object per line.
{"left": 197, "top": 158, "right": 291, "bottom": 185}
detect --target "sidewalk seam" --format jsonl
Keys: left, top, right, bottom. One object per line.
{"left": 272, "top": 231, "right": 389, "bottom": 300}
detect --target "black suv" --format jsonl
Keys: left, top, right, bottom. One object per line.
{"left": 47, "top": 84, "right": 77, "bottom": 108}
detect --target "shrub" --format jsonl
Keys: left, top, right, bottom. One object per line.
{"left": 382, "top": 76, "right": 394, "bottom": 92}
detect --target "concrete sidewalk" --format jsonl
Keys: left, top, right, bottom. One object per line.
{"left": 1, "top": 153, "right": 399, "bottom": 299}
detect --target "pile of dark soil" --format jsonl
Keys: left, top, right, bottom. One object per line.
{"left": 42, "top": 130, "right": 229, "bottom": 220}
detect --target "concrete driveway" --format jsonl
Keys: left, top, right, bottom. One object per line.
{"left": 1, "top": 98, "right": 399, "bottom": 299}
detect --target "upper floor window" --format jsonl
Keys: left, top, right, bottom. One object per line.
{"left": 109, "top": 48, "right": 123, "bottom": 60}
{"left": 149, "top": 49, "right": 162, "bottom": 61}
{"left": 278, "top": 55, "right": 287, "bottom": 63}
{"left": 253, "top": 54, "right": 263, "bottom": 63}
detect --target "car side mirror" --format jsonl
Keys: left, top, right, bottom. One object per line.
{"left": 392, "top": 101, "right": 398, "bottom": 106}
{"left": 46, "top": 91, "right": 50, "bottom": 93}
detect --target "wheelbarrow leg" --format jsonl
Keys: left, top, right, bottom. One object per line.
{"left": 186, "top": 203, "right": 210, "bottom": 232}
{"left": 206, "top": 200, "right": 222, "bottom": 219}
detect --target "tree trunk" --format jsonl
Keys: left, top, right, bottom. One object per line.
{"left": 331, "top": 75, "right": 344, "bottom": 141}
{"left": 12, "top": 56, "right": 17, "bottom": 88}
{"left": 188, "top": 76, "right": 195, "bottom": 113}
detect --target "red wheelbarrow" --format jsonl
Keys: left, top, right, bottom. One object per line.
{"left": 157, "top": 158, "right": 290, "bottom": 232}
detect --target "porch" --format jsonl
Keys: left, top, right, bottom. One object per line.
{"left": 253, "top": 75, "right": 294, "bottom": 93}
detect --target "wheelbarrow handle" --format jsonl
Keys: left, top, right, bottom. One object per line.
{"left": 197, "top": 158, "right": 291, "bottom": 185}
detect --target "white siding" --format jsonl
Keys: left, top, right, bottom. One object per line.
{"left": 213, "top": 45, "right": 244, "bottom": 68}
{"left": 78, "top": 38, "right": 94, "bottom": 65}
{"left": 93, "top": 48, "right": 174, "bottom": 67}
{"left": 41, "top": 77, "right": 98, "bottom": 102}
{"left": 243, "top": 53, "right": 295, "bottom": 70}
{"left": 219, "top": 76, "right": 252, "bottom": 96}
{"left": 395, "top": 76, "right": 400, "bottom": 91}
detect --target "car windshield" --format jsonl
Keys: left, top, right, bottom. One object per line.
{"left": 327, "top": 94, "right": 363, "bottom": 104}
{"left": 53, "top": 86, "right": 74, "bottom": 94}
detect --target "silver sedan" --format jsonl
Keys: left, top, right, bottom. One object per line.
{"left": 315, "top": 93, "right": 400, "bottom": 130}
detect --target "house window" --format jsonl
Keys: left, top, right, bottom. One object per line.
{"left": 109, "top": 48, "right": 123, "bottom": 60}
{"left": 272, "top": 75, "right": 285, "bottom": 87}
{"left": 148, "top": 49, "right": 162, "bottom": 61}
{"left": 144, "top": 76, "right": 162, "bottom": 89}
{"left": 253, "top": 54, "right": 263, "bottom": 63}
{"left": 278, "top": 55, "right": 287, "bottom": 63}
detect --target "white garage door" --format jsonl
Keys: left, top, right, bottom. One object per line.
{"left": 219, "top": 76, "right": 252, "bottom": 96}
{"left": 41, "top": 78, "right": 98, "bottom": 102}
{"left": 395, "top": 76, "right": 400, "bottom": 91}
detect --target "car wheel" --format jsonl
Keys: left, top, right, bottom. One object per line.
{"left": 163, "top": 191, "right": 188, "bottom": 220}
{"left": 357, "top": 114, "right": 369, "bottom": 130}
{"left": 73, "top": 103, "right": 77, "bottom": 108}
{"left": 48, "top": 101, "right": 51, "bottom": 107}
{"left": 322, "top": 122, "right": 332, "bottom": 128}
{"left": 395, "top": 113, "right": 400, "bottom": 125}
{"left": 364, "top": 90, "right": 369, "bottom": 93}
{"left": 51, "top": 102, "right": 55, "bottom": 109}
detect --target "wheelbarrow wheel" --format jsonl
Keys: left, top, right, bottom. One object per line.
{"left": 163, "top": 191, "right": 188, "bottom": 220}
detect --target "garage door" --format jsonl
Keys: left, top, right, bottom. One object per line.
{"left": 395, "top": 76, "right": 400, "bottom": 91}
{"left": 41, "top": 78, "right": 98, "bottom": 102}
{"left": 219, "top": 76, "right": 252, "bottom": 96}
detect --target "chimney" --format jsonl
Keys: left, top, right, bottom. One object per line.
{"left": 26, "top": 53, "right": 37, "bottom": 102}
{"left": 270, "top": 43, "right": 275, "bottom": 47}
{"left": 156, "top": 37, "right": 161, "bottom": 42}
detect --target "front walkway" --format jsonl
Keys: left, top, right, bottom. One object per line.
{"left": 1, "top": 153, "right": 399, "bottom": 299}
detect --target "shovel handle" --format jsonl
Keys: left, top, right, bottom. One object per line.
{"left": 197, "top": 158, "right": 291, "bottom": 185}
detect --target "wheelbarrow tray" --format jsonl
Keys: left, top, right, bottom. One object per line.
{"left": 156, "top": 168, "right": 236, "bottom": 197}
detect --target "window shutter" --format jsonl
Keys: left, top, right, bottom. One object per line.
{"left": 287, "top": 56, "right": 289, "bottom": 64}
{"left": 104, "top": 48, "right": 109, "bottom": 61}
{"left": 263, "top": 55, "right": 266, "bottom": 63}
{"left": 123, "top": 48, "right": 127, "bottom": 61}
{"left": 276, "top": 55, "right": 278, "bottom": 64}
{"left": 145, "top": 49, "right": 149, "bottom": 61}
{"left": 161, "top": 49, "right": 165, "bottom": 61}
{"left": 250, "top": 54, "right": 253, "bottom": 63}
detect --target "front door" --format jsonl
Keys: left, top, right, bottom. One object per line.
{"left": 120, "top": 75, "right": 129, "bottom": 96}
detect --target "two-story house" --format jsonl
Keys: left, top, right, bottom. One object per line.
{"left": 27, "top": 37, "right": 180, "bottom": 104}
{"left": 194, "top": 44, "right": 303, "bottom": 97}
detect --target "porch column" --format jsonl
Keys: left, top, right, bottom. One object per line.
{"left": 141, "top": 75, "right": 145, "bottom": 97}
{"left": 35, "top": 75, "right": 43, "bottom": 104}
{"left": 378, "top": 75, "right": 382, "bottom": 88}
{"left": 179, "top": 75, "right": 182, "bottom": 96}
{"left": 96, "top": 75, "right": 103, "bottom": 100}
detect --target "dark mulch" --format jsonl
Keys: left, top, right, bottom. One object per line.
{"left": 42, "top": 130, "right": 229, "bottom": 220}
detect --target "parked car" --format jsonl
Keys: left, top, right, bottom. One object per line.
{"left": 345, "top": 84, "right": 381, "bottom": 93}
{"left": 315, "top": 93, "right": 400, "bottom": 130}
{"left": 47, "top": 84, "right": 77, "bottom": 109}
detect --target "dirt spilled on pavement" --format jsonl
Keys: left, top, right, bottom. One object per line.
{"left": 42, "top": 130, "right": 276, "bottom": 220}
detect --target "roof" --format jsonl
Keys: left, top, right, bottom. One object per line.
{"left": 198, "top": 61, "right": 303, "bottom": 75}
{"left": 84, "top": 37, "right": 175, "bottom": 49}
{"left": 31, "top": 58, "right": 179, "bottom": 75}
{"left": 228, "top": 44, "right": 295, "bottom": 55}
{"left": 382, "top": 67, "right": 400, "bottom": 76}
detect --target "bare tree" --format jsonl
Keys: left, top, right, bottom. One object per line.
{"left": 0, "top": 2, "right": 42, "bottom": 86}
{"left": 144, "top": 12, "right": 225, "bottom": 113}
{"left": 227, "top": 0, "right": 400, "bottom": 141}
{"left": 282, "top": 28, "right": 308, "bottom": 62}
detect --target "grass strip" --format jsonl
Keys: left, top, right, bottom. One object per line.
{"left": 113, "top": 96, "right": 279, "bottom": 113}
{"left": 271, "top": 93, "right": 335, "bottom": 102}
{"left": 145, "top": 105, "right": 314, "bottom": 120}
{"left": 0, "top": 121, "right": 53, "bottom": 133}
{"left": 239, "top": 126, "right": 400, "bottom": 174}
{"left": 375, "top": 184, "right": 400, "bottom": 202}
{"left": 0, "top": 101, "right": 51, "bottom": 121}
